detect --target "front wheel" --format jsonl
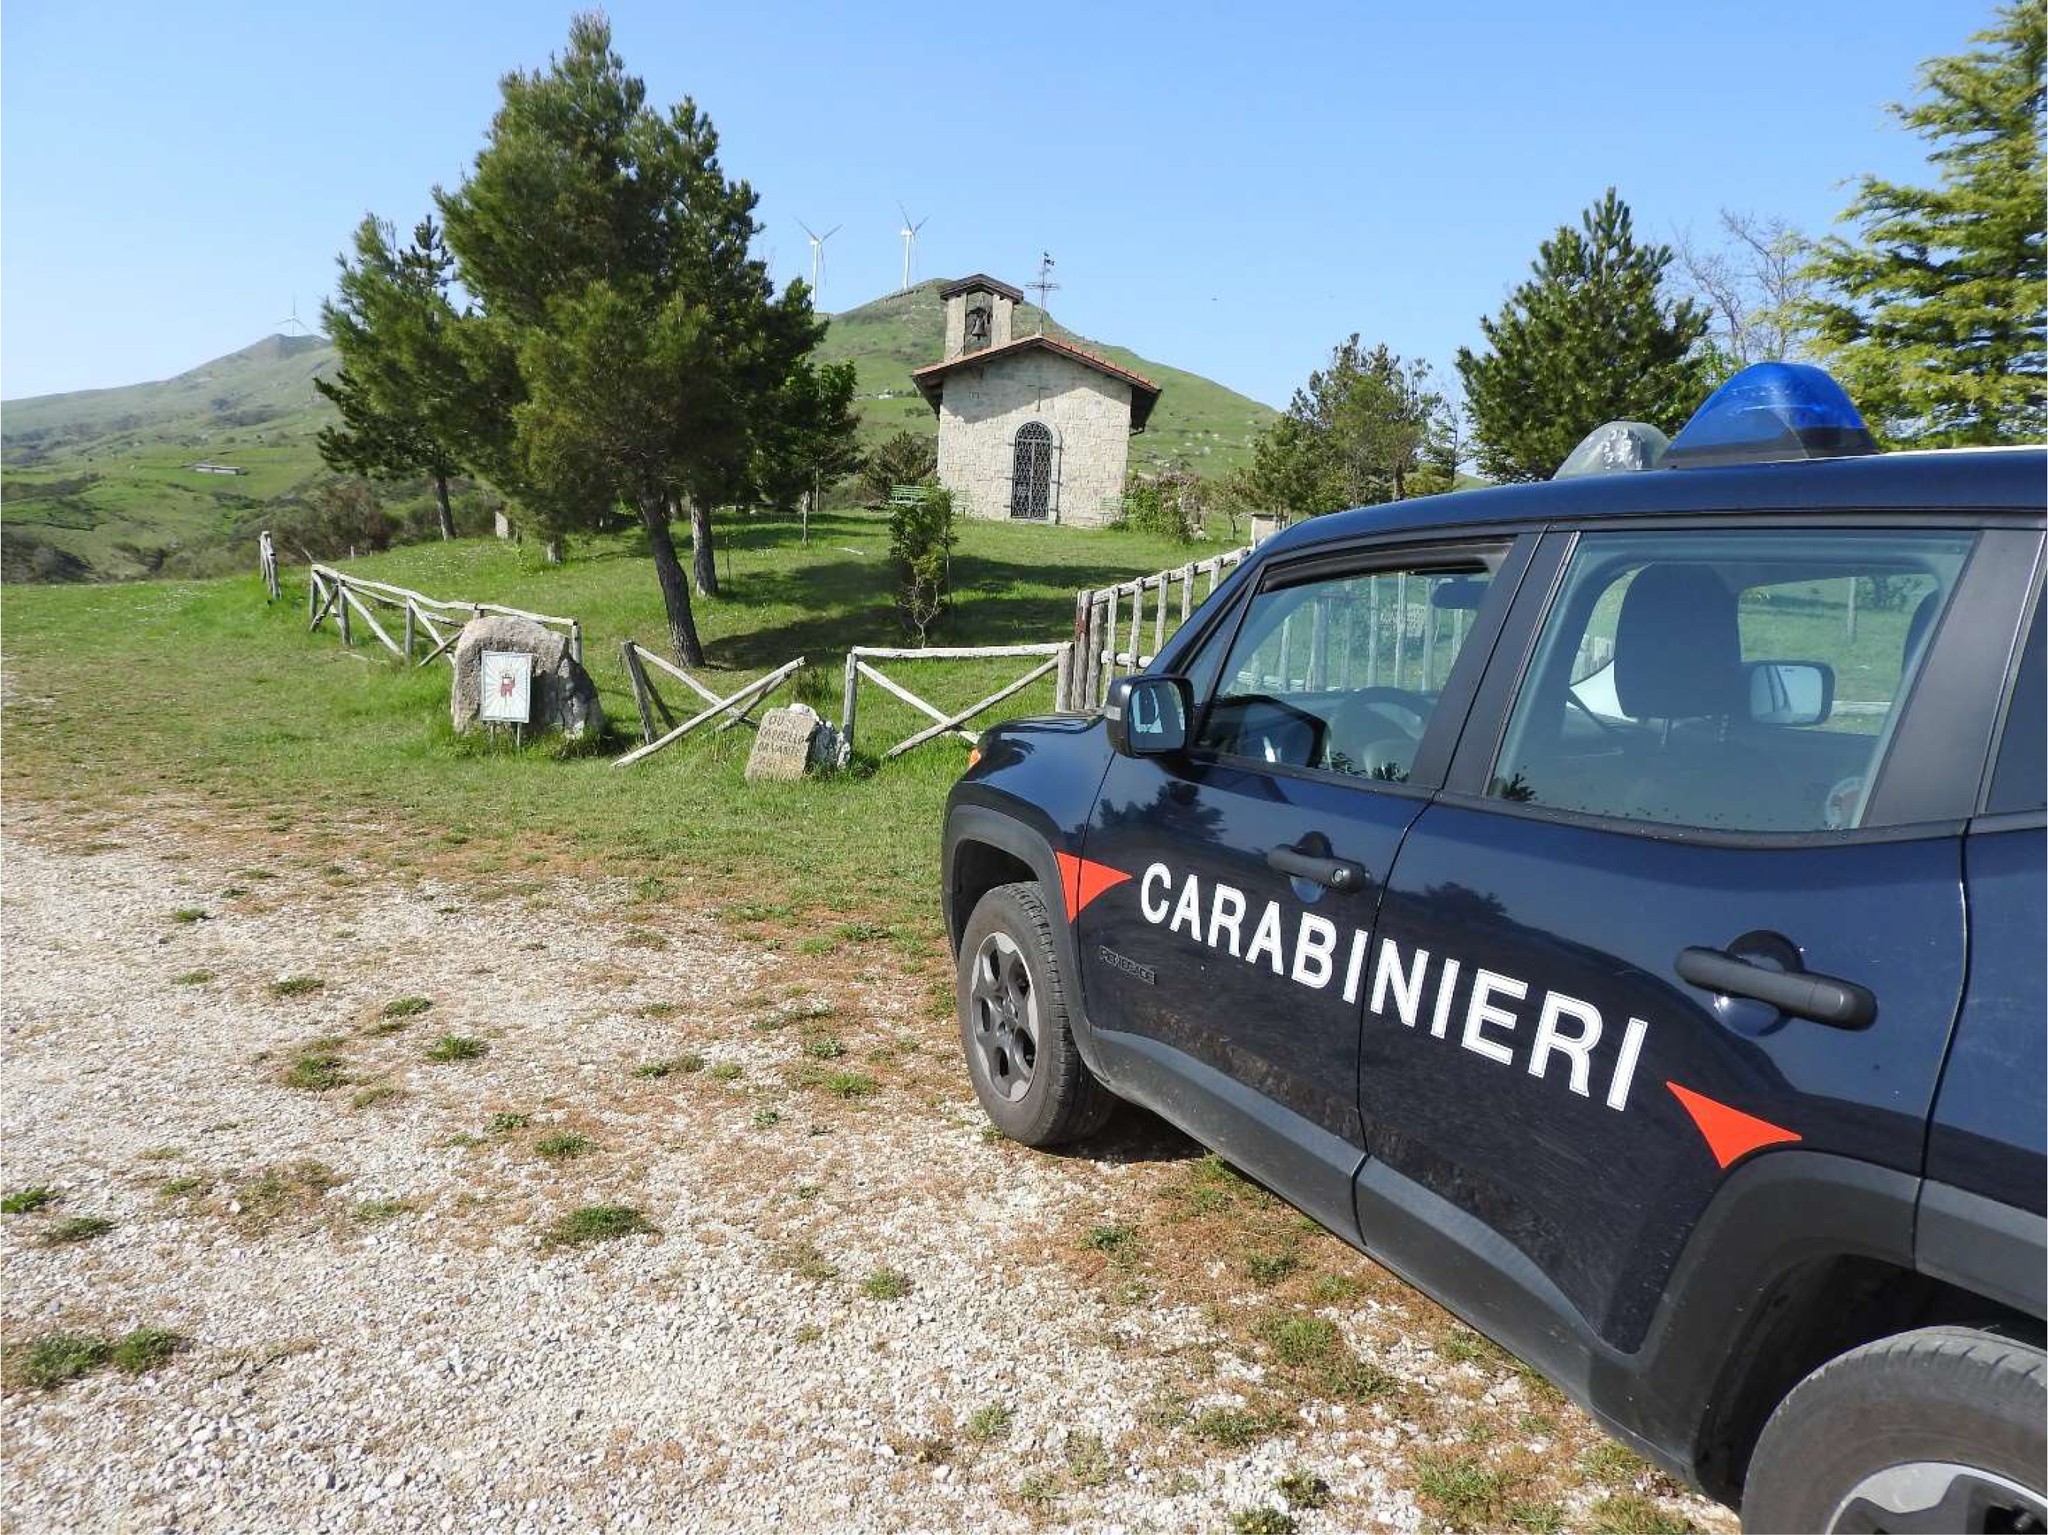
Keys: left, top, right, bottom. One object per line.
{"left": 1741, "top": 1326, "right": 2046, "bottom": 1533}
{"left": 956, "top": 881, "right": 1114, "bottom": 1147}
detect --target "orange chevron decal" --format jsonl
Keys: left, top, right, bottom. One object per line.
{"left": 1666, "top": 1081, "right": 1802, "bottom": 1169}
{"left": 1054, "top": 852, "right": 1132, "bottom": 922}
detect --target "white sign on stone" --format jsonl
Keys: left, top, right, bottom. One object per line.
{"left": 479, "top": 650, "right": 534, "bottom": 725}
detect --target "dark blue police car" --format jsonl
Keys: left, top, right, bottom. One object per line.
{"left": 942, "top": 365, "right": 2046, "bottom": 1532}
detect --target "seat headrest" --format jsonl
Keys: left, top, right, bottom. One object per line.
{"left": 1614, "top": 564, "right": 1745, "bottom": 720}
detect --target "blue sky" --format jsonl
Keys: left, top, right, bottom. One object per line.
{"left": 3, "top": 0, "right": 1980, "bottom": 408}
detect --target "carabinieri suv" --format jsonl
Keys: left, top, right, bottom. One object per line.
{"left": 942, "top": 365, "right": 2046, "bottom": 1533}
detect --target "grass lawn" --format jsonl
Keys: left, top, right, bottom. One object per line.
{"left": 2, "top": 508, "right": 1237, "bottom": 933}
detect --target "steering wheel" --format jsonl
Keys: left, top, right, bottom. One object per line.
{"left": 1322, "top": 687, "right": 1432, "bottom": 776}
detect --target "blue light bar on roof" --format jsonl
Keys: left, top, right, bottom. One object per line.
{"left": 1665, "top": 361, "right": 1877, "bottom": 470}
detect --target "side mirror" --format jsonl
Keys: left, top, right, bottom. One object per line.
{"left": 1105, "top": 675, "right": 1192, "bottom": 756}
{"left": 1746, "top": 660, "right": 1834, "bottom": 726}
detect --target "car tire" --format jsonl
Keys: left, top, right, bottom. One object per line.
{"left": 957, "top": 881, "right": 1115, "bottom": 1148}
{"left": 1741, "top": 1325, "right": 2047, "bottom": 1534}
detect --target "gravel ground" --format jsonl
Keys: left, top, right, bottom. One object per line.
{"left": 0, "top": 809, "right": 1733, "bottom": 1534}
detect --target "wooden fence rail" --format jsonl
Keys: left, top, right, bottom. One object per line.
{"left": 1066, "top": 546, "right": 1251, "bottom": 709}
{"left": 611, "top": 643, "right": 806, "bottom": 766}
{"left": 305, "top": 564, "right": 582, "bottom": 669}
{"left": 841, "top": 643, "right": 1072, "bottom": 763}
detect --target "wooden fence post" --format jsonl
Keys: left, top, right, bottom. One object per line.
{"left": 403, "top": 601, "right": 415, "bottom": 662}
{"left": 840, "top": 651, "right": 861, "bottom": 756}
{"left": 621, "top": 641, "right": 659, "bottom": 745}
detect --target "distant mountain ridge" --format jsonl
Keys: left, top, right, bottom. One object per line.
{"left": 1, "top": 282, "right": 1275, "bottom": 581}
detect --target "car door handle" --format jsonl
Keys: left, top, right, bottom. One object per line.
{"left": 1675, "top": 946, "right": 1877, "bottom": 1029}
{"left": 1267, "top": 847, "right": 1369, "bottom": 893}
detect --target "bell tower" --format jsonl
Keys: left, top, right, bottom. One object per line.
{"left": 940, "top": 274, "right": 1022, "bottom": 360}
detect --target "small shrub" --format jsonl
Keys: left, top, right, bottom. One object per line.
{"left": 965, "top": 1404, "right": 1013, "bottom": 1442}
{"left": 425, "top": 1035, "right": 487, "bottom": 1063}
{"left": 889, "top": 484, "right": 957, "bottom": 643}
{"left": 1413, "top": 1452, "right": 1516, "bottom": 1530}
{"left": 172, "top": 970, "right": 215, "bottom": 986}
{"left": 15, "top": 1332, "right": 110, "bottom": 1390}
{"left": 802, "top": 1035, "right": 846, "bottom": 1061}
{"left": 1257, "top": 1313, "right": 1341, "bottom": 1368}
{"left": 380, "top": 996, "right": 433, "bottom": 1019}
{"left": 268, "top": 976, "right": 325, "bottom": 998}
{"left": 778, "top": 1241, "right": 839, "bottom": 1281}
{"left": 109, "top": 1328, "right": 188, "bottom": 1375}
{"left": 1276, "top": 1468, "right": 1332, "bottom": 1510}
{"left": 2, "top": 1186, "right": 58, "bottom": 1215}
{"left": 542, "top": 1204, "right": 656, "bottom": 1248}
{"left": 1246, "top": 1249, "right": 1301, "bottom": 1284}
{"left": 170, "top": 907, "right": 209, "bottom": 924}
{"left": 40, "top": 1216, "right": 116, "bottom": 1247}
{"left": 1084, "top": 1223, "right": 1142, "bottom": 1265}
{"left": 282, "top": 1051, "right": 348, "bottom": 1092}
{"left": 1192, "top": 1405, "right": 1287, "bottom": 1448}
{"left": 535, "top": 1132, "right": 595, "bottom": 1161}
{"left": 1231, "top": 1510, "right": 1298, "bottom": 1535}
{"left": 860, "top": 1266, "right": 911, "bottom": 1301}
{"left": 486, "top": 1111, "right": 532, "bottom": 1134}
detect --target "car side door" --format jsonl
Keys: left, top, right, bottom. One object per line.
{"left": 1350, "top": 518, "right": 2042, "bottom": 1367}
{"left": 1075, "top": 533, "right": 1534, "bottom": 1233}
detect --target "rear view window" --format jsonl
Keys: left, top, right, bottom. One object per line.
{"left": 1490, "top": 529, "right": 1975, "bottom": 833}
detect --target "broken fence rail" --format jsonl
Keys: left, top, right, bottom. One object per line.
{"left": 841, "top": 644, "right": 1073, "bottom": 762}
{"left": 1068, "top": 546, "right": 1251, "bottom": 709}
{"left": 612, "top": 644, "right": 806, "bottom": 767}
{"left": 306, "top": 564, "right": 582, "bottom": 669}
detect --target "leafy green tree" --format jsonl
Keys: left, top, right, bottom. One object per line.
{"left": 751, "top": 360, "right": 863, "bottom": 545}
{"left": 437, "top": 15, "right": 821, "bottom": 664}
{"left": 1247, "top": 338, "right": 1450, "bottom": 516}
{"left": 316, "top": 217, "right": 475, "bottom": 539}
{"left": 859, "top": 431, "right": 938, "bottom": 506}
{"left": 1799, "top": 2, "right": 2045, "bottom": 445}
{"left": 890, "top": 484, "right": 956, "bottom": 644}
{"left": 1457, "top": 190, "right": 1711, "bottom": 482}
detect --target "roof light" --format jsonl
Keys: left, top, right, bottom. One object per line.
{"left": 1554, "top": 421, "right": 1669, "bottom": 478}
{"left": 1664, "top": 362, "right": 1876, "bottom": 470}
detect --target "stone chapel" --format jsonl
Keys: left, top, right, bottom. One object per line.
{"left": 910, "top": 275, "right": 1161, "bottom": 527}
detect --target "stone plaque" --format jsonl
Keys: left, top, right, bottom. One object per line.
{"left": 745, "top": 706, "right": 825, "bottom": 782}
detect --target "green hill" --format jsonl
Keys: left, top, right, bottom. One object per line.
{"left": 2, "top": 282, "right": 1275, "bottom": 582}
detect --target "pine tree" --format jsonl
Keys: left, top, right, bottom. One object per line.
{"left": 316, "top": 217, "right": 474, "bottom": 539}
{"left": 437, "top": 14, "right": 821, "bottom": 665}
{"left": 751, "top": 360, "right": 863, "bottom": 545}
{"left": 1800, "top": 2, "right": 2046, "bottom": 445}
{"left": 1457, "top": 190, "right": 1711, "bottom": 482}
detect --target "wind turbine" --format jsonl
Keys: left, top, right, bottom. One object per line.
{"left": 897, "top": 204, "right": 930, "bottom": 293}
{"left": 277, "top": 296, "right": 315, "bottom": 337}
{"left": 797, "top": 219, "right": 841, "bottom": 297}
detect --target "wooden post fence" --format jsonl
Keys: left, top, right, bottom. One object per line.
{"left": 1067, "top": 546, "right": 1250, "bottom": 709}
{"left": 258, "top": 530, "right": 280, "bottom": 602}
{"left": 840, "top": 643, "right": 1071, "bottom": 762}
{"left": 612, "top": 649, "right": 806, "bottom": 767}
{"left": 305, "top": 564, "right": 582, "bottom": 669}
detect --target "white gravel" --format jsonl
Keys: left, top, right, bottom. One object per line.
{"left": 0, "top": 816, "right": 1728, "bottom": 1534}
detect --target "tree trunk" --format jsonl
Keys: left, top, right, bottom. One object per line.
{"left": 543, "top": 534, "right": 564, "bottom": 565}
{"left": 641, "top": 497, "right": 705, "bottom": 667}
{"left": 434, "top": 470, "right": 456, "bottom": 540}
{"left": 688, "top": 497, "right": 719, "bottom": 598}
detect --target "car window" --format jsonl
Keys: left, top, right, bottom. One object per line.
{"left": 1987, "top": 597, "right": 2044, "bottom": 815}
{"left": 1490, "top": 529, "right": 1975, "bottom": 832}
{"left": 1197, "top": 558, "right": 1494, "bottom": 782}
